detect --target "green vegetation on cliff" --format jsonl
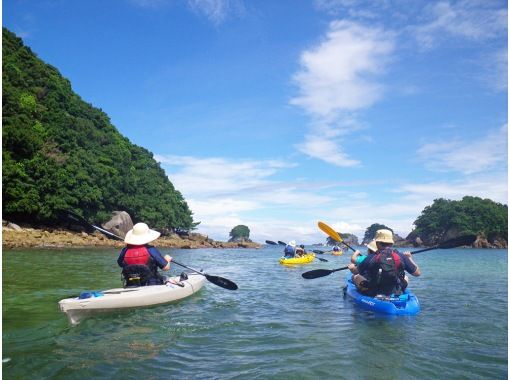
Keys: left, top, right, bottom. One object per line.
{"left": 2, "top": 28, "right": 194, "bottom": 230}
{"left": 229, "top": 225, "right": 250, "bottom": 241}
{"left": 363, "top": 223, "right": 393, "bottom": 243}
{"left": 411, "top": 196, "right": 507, "bottom": 244}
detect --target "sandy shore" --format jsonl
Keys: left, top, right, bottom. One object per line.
{"left": 2, "top": 227, "right": 261, "bottom": 249}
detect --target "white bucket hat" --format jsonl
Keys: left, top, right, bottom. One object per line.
{"left": 374, "top": 229, "right": 394, "bottom": 244}
{"left": 288, "top": 240, "right": 296, "bottom": 247}
{"left": 365, "top": 239, "right": 378, "bottom": 253}
{"left": 124, "top": 223, "right": 161, "bottom": 245}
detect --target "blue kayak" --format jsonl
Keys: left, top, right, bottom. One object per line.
{"left": 343, "top": 274, "right": 420, "bottom": 315}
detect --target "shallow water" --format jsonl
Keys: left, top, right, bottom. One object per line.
{"left": 3, "top": 246, "right": 507, "bottom": 379}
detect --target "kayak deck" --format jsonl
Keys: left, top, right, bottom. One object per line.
{"left": 279, "top": 253, "right": 315, "bottom": 265}
{"left": 59, "top": 272, "right": 206, "bottom": 325}
{"left": 343, "top": 274, "right": 420, "bottom": 315}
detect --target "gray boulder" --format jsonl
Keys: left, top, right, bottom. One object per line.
{"left": 102, "top": 211, "right": 133, "bottom": 238}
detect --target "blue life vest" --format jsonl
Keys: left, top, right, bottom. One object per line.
{"left": 284, "top": 245, "right": 295, "bottom": 257}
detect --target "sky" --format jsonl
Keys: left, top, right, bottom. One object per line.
{"left": 3, "top": 0, "right": 508, "bottom": 244}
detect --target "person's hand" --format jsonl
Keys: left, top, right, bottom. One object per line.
{"left": 164, "top": 254, "right": 172, "bottom": 262}
{"left": 348, "top": 263, "right": 356, "bottom": 270}
{"left": 353, "top": 250, "right": 361, "bottom": 256}
{"left": 403, "top": 251, "right": 412, "bottom": 258}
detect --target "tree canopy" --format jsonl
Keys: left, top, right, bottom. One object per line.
{"left": 229, "top": 225, "right": 250, "bottom": 239}
{"left": 363, "top": 223, "right": 393, "bottom": 243}
{"left": 412, "top": 196, "right": 507, "bottom": 243}
{"left": 2, "top": 28, "right": 194, "bottom": 230}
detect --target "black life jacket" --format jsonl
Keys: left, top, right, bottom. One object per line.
{"left": 368, "top": 248, "right": 404, "bottom": 295}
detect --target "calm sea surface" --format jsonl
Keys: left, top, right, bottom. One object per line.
{"left": 3, "top": 245, "right": 508, "bottom": 379}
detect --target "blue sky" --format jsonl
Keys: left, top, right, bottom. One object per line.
{"left": 3, "top": 0, "right": 508, "bottom": 243}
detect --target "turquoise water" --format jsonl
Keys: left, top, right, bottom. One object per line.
{"left": 3, "top": 246, "right": 508, "bottom": 379}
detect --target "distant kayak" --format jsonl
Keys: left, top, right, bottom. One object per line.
{"left": 343, "top": 274, "right": 420, "bottom": 315}
{"left": 59, "top": 273, "right": 205, "bottom": 325}
{"left": 331, "top": 250, "right": 343, "bottom": 256}
{"left": 279, "top": 253, "right": 315, "bottom": 265}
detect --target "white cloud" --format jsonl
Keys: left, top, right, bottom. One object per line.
{"left": 290, "top": 20, "right": 395, "bottom": 167}
{"left": 291, "top": 20, "right": 395, "bottom": 115}
{"left": 417, "top": 124, "right": 508, "bottom": 174}
{"left": 413, "top": 0, "right": 507, "bottom": 49}
{"left": 187, "top": 0, "right": 244, "bottom": 25}
{"left": 297, "top": 135, "right": 360, "bottom": 167}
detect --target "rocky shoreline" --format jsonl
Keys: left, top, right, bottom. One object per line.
{"left": 2, "top": 226, "right": 262, "bottom": 249}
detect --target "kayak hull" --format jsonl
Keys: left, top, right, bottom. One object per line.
{"left": 58, "top": 273, "right": 206, "bottom": 325}
{"left": 343, "top": 275, "right": 420, "bottom": 315}
{"left": 279, "top": 253, "right": 315, "bottom": 265}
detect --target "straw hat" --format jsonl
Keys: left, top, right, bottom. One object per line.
{"left": 288, "top": 240, "right": 296, "bottom": 247}
{"left": 124, "top": 223, "right": 161, "bottom": 245}
{"left": 365, "top": 239, "right": 378, "bottom": 253}
{"left": 374, "top": 229, "right": 394, "bottom": 244}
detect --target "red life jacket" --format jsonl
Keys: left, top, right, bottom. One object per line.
{"left": 123, "top": 245, "right": 150, "bottom": 266}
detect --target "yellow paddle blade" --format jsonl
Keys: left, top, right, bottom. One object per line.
{"left": 318, "top": 221, "right": 343, "bottom": 243}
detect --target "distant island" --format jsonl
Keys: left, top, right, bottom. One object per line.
{"left": 333, "top": 197, "right": 507, "bottom": 249}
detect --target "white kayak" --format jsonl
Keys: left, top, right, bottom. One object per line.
{"left": 59, "top": 273, "right": 206, "bottom": 325}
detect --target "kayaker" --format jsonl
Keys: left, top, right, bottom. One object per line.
{"left": 352, "top": 229, "right": 420, "bottom": 296}
{"left": 117, "top": 222, "right": 173, "bottom": 286}
{"left": 348, "top": 239, "right": 377, "bottom": 274}
{"left": 284, "top": 240, "right": 297, "bottom": 258}
{"left": 296, "top": 244, "right": 306, "bottom": 257}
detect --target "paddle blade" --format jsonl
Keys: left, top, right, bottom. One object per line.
{"left": 318, "top": 221, "right": 343, "bottom": 243}
{"left": 316, "top": 257, "right": 328, "bottom": 262}
{"left": 313, "top": 250, "right": 325, "bottom": 254}
{"left": 277, "top": 241, "right": 287, "bottom": 246}
{"left": 301, "top": 269, "right": 334, "bottom": 279}
{"left": 205, "top": 274, "right": 238, "bottom": 290}
{"left": 439, "top": 235, "right": 477, "bottom": 249}
{"left": 265, "top": 240, "right": 278, "bottom": 245}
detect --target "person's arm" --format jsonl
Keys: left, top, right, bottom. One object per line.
{"left": 350, "top": 250, "right": 362, "bottom": 264}
{"left": 403, "top": 251, "right": 420, "bottom": 276}
{"left": 162, "top": 254, "right": 172, "bottom": 271}
{"left": 148, "top": 246, "right": 172, "bottom": 271}
{"left": 117, "top": 247, "right": 127, "bottom": 267}
{"left": 348, "top": 263, "right": 359, "bottom": 274}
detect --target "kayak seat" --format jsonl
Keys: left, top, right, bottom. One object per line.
{"left": 122, "top": 264, "right": 153, "bottom": 287}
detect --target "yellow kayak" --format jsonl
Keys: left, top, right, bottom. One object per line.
{"left": 279, "top": 253, "right": 315, "bottom": 265}
{"left": 332, "top": 250, "right": 343, "bottom": 256}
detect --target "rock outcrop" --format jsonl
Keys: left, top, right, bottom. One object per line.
{"left": 102, "top": 211, "right": 133, "bottom": 238}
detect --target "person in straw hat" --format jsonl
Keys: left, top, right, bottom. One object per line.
{"left": 351, "top": 229, "right": 421, "bottom": 296}
{"left": 117, "top": 222, "right": 173, "bottom": 286}
{"left": 347, "top": 239, "right": 377, "bottom": 275}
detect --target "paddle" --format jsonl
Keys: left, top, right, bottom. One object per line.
{"left": 302, "top": 234, "right": 477, "bottom": 280}
{"left": 277, "top": 241, "right": 287, "bottom": 246}
{"left": 64, "top": 210, "right": 238, "bottom": 290}
{"left": 318, "top": 221, "right": 356, "bottom": 252}
{"left": 265, "top": 240, "right": 278, "bottom": 245}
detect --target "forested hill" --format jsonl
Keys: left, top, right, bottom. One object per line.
{"left": 2, "top": 28, "right": 194, "bottom": 231}
{"left": 407, "top": 196, "right": 507, "bottom": 247}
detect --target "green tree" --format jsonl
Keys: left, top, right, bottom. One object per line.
{"left": 363, "top": 223, "right": 393, "bottom": 243}
{"left": 229, "top": 225, "right": 250, "bottom": 240}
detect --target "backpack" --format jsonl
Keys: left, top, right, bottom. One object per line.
{"left": 121, "top": 264, "right": 153, "bottom": 287}
{"left": 371, "top": 249, "right": 403, "bottom": 294}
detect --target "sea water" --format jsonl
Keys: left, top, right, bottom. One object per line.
{"left": 2, "top": 246, "right": 507, "bottom": 379}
